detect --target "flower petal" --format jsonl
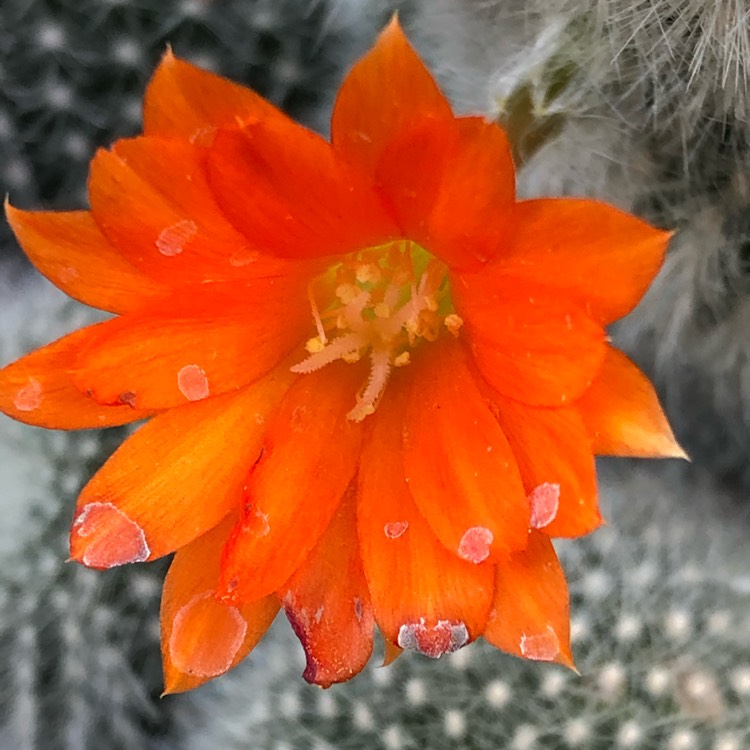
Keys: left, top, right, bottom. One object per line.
{"left": 577, "top": 346, "right": 686, "bottom": 458}
{"left": 161, "top": 517, "right": 279, "bottom": 694}
{"left": 376, "top": 116, "right": 515, "bottom": 270}
{"left": 217, "top": 364, "right": 363, "bottom": 604}
{"left": 70, "top": 372, "right": 292, "bottom": 568}
{"left": 455, "top": 277, "right": 608, "bottom": 406}
{"left": 5, "top": 204, "right": 166, "bottom": 314}
{"left": 493, "top": 199, "right": 672, "bottom": 324}
{"left": 279, "top": 489, "right": 374, "bottom": 687}
{"left": 490, "top": 394, "right": 602, "bottom": 537}
{"left": 0, "top": 325, "right": 152, "bottom": 430}
{"left": 207, "top": 122, "right": 399, "bottom": 261}
{"left": 358, "top": 381, "right": 495, "bottom": 653}
{"left": 423, "top": 117, "right": 515, "bottom": 270}
{"left": 143, "top": 50, "right": 288, "bottom": 142}
{"left": 331, "top": 16, "right": 453, "bottom": 176}
{"left": 402, "top": 341, "right": 529, "bottom": 563}
{"left": 73, "top": 280, "right": 308, "bottom": 410}
{"left": 89, "top": 138, "right": 301, "bottom": 285}
{"left": 484, "top": 531, "right": 573, "bottom": 667}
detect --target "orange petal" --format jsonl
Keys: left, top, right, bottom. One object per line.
{"left": 5, "top": 204, "right": 166, "bottom": 314}
{"left": 279, "top": 489, "right": 374, "bottom": 687}
{"left": 423, "top": 117, "right": 515, "bottom": 270}
{"left": 484, "top": 531, "right": 573, "bottom": 667}
{"left": 217, "top": 364, "right": 363, "bottom": 604}
{"left": 358, "top": 380, "right": 495, "bottom": 654}
{"left": 70, "top": 371, "right": 293, "bottom": 567}
{"left": 577, "top": 346, "right": 686, "bottom": 458}
{"left": 0, "top": 324, "right": 152, "bottom": 430}
{"left": 89, "top": 138, "right": 301, "bottom": 285}
{"left": 207, "top": 122, "right": 399, "bottom": 261}
{"left": 161, "top": 516, "right": 279, "bottom": 694}
{"left": 376, "top": 116, "right": 515, "bottom": 270}
{"left": 490, "top": 394, "right": 602, "bottom": 537}
{"left": 143, "top": 49, "right": 289, "bottom": 142}
{"left": 382, "top": 640, "right": 403, "bottom": 666}
{"left": 72, "top": 280, "right": 308, "bottom": 410}
{"left": 331, "top": 16, "right": 453, "bottom": 177}
{"left": 402, "top": 341, "right": 529, "bottom": 562}
{"left": 454, "top": 277, "right": 608, "bottom": 406}
{"left": 495, "top": 199, "right": 672, "bottom": 324}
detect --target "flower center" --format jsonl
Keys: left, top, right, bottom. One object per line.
{"left": 291, "top": 240, "right": 462, "bottom": 421}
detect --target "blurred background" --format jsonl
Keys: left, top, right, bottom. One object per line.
{"left": 1, "top": 1, "right": 749, "bottom": 748}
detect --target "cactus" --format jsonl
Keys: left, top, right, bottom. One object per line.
{"left": 2, "top": 1, "right": 750, "bottom": 749}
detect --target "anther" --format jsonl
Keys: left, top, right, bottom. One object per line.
{"left": 444, "top": 314, "right": 464, "bottom": 336}
{"left": 393, "top": 352, "right": 411, "bottom": 367}
{"left": 305, "top": 337, "right": 325, "bottom": 354}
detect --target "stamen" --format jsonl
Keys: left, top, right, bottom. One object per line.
{"left": 292, "top": 241, "right": 456, "bottom": 420}
{"left": 335, "top": 283, "right": 360, "bottom": 305}
{"left": 444, "top": 313, "right": 464, "bottom": 337}
{"left": 307, "top": 282, "right": 327, "bottom": 346}
{"left": 343, "top": 289, "right": 372, "bottom": 330}
{"left": 356, "top": 263, "right": 381, "bottom": 284}
{"left": 374, "top": 302, "right": 391, "bottom": 319}
{"left": 394, "top": 352, "right": 411, "bottom": 367}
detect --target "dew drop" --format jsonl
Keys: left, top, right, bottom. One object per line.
{"left": 169, "top": 591, "right": 247, "bottom": 677}
{"left": 13, "top": 379, "right": 43, "bottom": 411}
{"left": 397, "top": 618, "right": 469, "bottom": 658}
{"left": 177, "top": 364, "right": 210, "bottom": 401}
{"left": 528, "top": 482, "right": 560, "bottom": 529}
{"left": 249, "top": 506, "right": 270, "bottom": 537}
{"left": 519, "top": 625, "right": 560, "bottom": 661}
{"left": 457, "top": 526, "right": 493, "bottom": 563}
{"left": 229, "top": 247, "right": 260, "bottom": 267}
{"left": 156, "top": 219, "right": 197, "bottom": 257}
{"left": 58, "top": 265, "right": 80, "bottom": 283}
{"left": 384, "top": 521, "right": 408, "bottom": 539}
{"left": 71, "top": 502, "right": 150, "bottom": 568}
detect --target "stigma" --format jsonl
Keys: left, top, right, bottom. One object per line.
{"left": 291, "top": 240, "right": 461, "bottom": 421}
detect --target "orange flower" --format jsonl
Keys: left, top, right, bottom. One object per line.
{"left": 0, "top": 19, "right": 683, "bottom": 691}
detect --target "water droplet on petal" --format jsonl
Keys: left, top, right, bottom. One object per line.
{"left": 71, "top": 502, "right": 150, "bottom": 568}
{"left": 14, "top": 379, "right": 43, "bottom": 411}
{"left": 58, "top": 265, "right": 79, "bottom": 283}
{"left": 384, "top": 521, "right": 409, "bottom": 539}
{"left": 229, "top": 248, "right": 260, "bottom": 267}
{"left": 156, "top": 219, "right": 197, "bottom": 257}
{"left": 529, "top": 482, "right": 560, "bottom": 529}
{"left": 251, "top": 507, "right": 270, "bottom": 537}
{"left": 397, "top": 618, "right": 469, "bottom": 658}
{"left": 458, "top": 526, "right": 494, "bottom": 563}
{"left": 520, "top": 625, "right": 560, "bottom": 661}
{"left": 169, "top": 591, "right": 247, "bottom": 677}
{"left": 177, "top": 364, "right": 209, "bottom": 401}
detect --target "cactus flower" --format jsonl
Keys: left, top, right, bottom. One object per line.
{"left": 0, "top": 18, "right": 682, "bottom": 691}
